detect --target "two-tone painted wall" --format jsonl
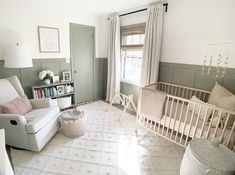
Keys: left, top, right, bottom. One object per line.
{"left": 117, "top": 0, "right": 235, "bottom": 104}
{"left": 0, "top": 58, "right": 107, "bottom": 101}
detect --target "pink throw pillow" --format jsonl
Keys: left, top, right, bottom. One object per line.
{"left": 21, "top": 96, "right": 33, "bottom": 113}
{"left": 1, "top": 101, "right": 20, "bottom": 114}
{"left": 2, "top": 96, "right": 33, "bottom": 115}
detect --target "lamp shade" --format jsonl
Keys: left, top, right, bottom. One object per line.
{"left": 4, "top": 45, "right": 33, "bottom": 68}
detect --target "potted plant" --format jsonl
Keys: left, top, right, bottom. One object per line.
{"left": 39, "top": 70, "right": 54, "bottom": 85}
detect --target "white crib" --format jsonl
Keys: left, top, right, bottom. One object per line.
{"left": 137, "top": 82, "right": 235, "bottom": 151}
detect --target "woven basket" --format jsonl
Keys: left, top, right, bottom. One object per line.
{"left": 60, "top": 110, "right": 86, "bottom": 138}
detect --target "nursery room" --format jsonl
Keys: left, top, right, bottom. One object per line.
{"left": 0, "top": 0, "right": 235, "bottom": 175}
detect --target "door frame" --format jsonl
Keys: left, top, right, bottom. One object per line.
{"left": 69, "top": 23, "right": 96, "bottom": 104}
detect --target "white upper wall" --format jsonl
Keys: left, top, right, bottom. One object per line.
{"left": 100, "top": 0, "right": 235, "bottom": 67}
{"left": 162, "top": 0, "right": 235, "bottom": 68}
{"left": 0, "top": 0, "right": 99, "bottom": 60}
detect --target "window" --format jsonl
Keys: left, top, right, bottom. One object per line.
{"left": 121, "top": 25, "right": 145, "bottom": 85}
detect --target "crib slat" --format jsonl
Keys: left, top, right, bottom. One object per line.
{"left": 166, "top": 99, "right": 174, "bottom": 136}
{"left": 185, "top": 103, "right": 196, "bottom": 146}
{"left": 206, "top": 109, "right": 216, "bottom": 138}
{"left": 192, "top": 105, "right": 202, "bottom": 139}
{"left": 180, "top": 104, "right": 190, "bottom": 144}
{"left": 213, "top": 111, "right": 222, "bottom": 138}
{"left": 170, "top": 99, "right": 179, "bottom": 139}
{"left": 182, "top": 88, "right": 185, "bottom": 99}
{"left": 161, "top": 96, "right": 170, "bottom": 135}
{"left": 199, "top": 91, "right": 202, "bottom": 100}
{"left": 226, "top": 121, "right": 235, "bottom": 147}
{"left": 203, "top": 93, "right": 206, "bottom": 102}
{"left": 164, "top": 84, "right": 167, "bottom": 93}
{"left": 199, "top": 107, "right": 209, "bottom": 138}
{"left": 186, "top": 89, "right": 189, "bottom": 99}
{"left": 175, "top": 100, "right": 185, "bottom": 142}
{"left": 170, "top": 86, "right": 173, "bottom": 95}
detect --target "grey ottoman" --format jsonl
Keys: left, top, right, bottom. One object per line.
{"left": 59, "top": 109, "right": 87, "bottom": 138}
{"left": 180, "top": 138, "right": 235, "bottom": 175}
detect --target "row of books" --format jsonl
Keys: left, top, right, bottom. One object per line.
{"left": 33, "top": 87, "right": 58, "bottom": 99}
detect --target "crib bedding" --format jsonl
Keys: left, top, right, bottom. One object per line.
{"left": 143, "top": 101, "right": 235, "bottom": 148}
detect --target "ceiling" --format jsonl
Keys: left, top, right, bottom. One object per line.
{"left": 31, "top": 0, "right": 156, "bottom": 15}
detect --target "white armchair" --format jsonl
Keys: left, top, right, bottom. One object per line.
{"left": 0, "top": 76, "right": 60, "bottom": 151}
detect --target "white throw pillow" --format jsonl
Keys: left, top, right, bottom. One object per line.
{"left": 208, "top": 82, "right": 235, "bottom": 128}
{"left": 189, "top": 96, "right": 214, "bottom": 121}
{"left": 208, "top": 82, "right": 235, "bottom": 108}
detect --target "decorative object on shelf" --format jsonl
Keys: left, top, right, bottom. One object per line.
{"left": 38, "top": 70, "right": 54, "bottom": 85}
{"left": 52, "top": 75, "right": 60, "bottom": 83}
{"left": 38, "top": 26, "right": 60, "bottom": 53}
{"left": 57, "top": 96, "right": 72, "bottom": 109}
{"left": 62, "top": 71, "right": 71, "bottom": 82}
{"left": 202, "top": 42, "right": 230, "bottom": 78}
{"left": 4, "top": 43, "right": 32, "bottom": 84}
{"left": 57, "top": 85, "right": 65, "bottom": 95}
{"left": 65, "top": 84, "right": 72, "bottom": 94}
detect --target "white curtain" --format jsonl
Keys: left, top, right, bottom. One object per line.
{"left": 140, "top": 3, "right": 164, "bottom": 86}
{"left": 106, "top": 15, "right": 121, "bottom": 102}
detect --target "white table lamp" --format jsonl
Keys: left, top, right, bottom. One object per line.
{"left": 4, "top": 43, "right": 33, "bottom": 83}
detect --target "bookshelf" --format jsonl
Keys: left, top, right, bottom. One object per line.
{"left": 31, "top": 81, "right": 75, "bottom": 109}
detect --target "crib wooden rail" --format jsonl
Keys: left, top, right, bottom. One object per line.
{"left": 157, "top": 82, "right": 211, "bottom": 102}
{"left": 137, "top": 82, "right": 235, "bottom": 151}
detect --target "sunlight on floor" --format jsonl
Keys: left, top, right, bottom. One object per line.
{"left": 11, "top": 101, "right": 185, "bottom": 175}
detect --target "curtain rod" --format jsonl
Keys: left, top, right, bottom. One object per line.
{"left": 120, "top": 3, "right": 168, "bottom": 17}
{"left": 108, "top": 3, "right": 168, "bottom": 20}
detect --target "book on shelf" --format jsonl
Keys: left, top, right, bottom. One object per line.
{"left": 33, "top": 87, "right": 59, "bottom": 99}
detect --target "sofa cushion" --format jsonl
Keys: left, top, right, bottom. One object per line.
{"left": 25, "top": 106, "right": 60, "bottom": 133}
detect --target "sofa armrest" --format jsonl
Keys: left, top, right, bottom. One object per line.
{"left": 0, "top": 114, "right": 29, "bottom": 149}
{"left": 0, "top": 114, "right": 27, "bottom": 126}
{"left": 29, "top": 98, "right": 53, "bottom": 109}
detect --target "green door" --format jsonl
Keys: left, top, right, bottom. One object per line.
{"left": 70, "top": 23, "right": 95, "bottom": 104}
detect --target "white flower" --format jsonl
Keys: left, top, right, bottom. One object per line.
{"left": 47, "top": 70, "right": 54, "bottom": 77}
{"left": 38, "top": 70, "right": 54, "bottom": 80}
{"left": 39, "top": 70, "right": 47, "bottom": 80}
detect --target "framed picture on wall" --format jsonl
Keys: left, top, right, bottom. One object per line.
{"left": 38, "top": 26, "right": 60, "bottom": 53}
{"left": 62, "top": 71, "right": 71, "bottom": 82}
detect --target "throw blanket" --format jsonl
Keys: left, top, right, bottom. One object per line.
{"left": 139, "top": 86, "right": 167, "bottom": 121}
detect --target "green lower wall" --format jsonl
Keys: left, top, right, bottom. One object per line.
{"left": 94, "top": 58, "right": 107, "bottom": 100}
{"left": 0, "top": 58, "right": 107, "bottom": 101}
{"left": 120, "top": 62, "right": 235, "bottom": 105}
{"left": 159, "top": 62, "right": 235, "bottom": 93}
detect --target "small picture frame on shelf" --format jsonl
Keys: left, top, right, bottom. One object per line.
{"left": 57, "top": 85, "right": 65, "bottom": 95}
{"left": 62, "top": 71, "right": 71, "bottom": 82}
{"left": 52, "top": 75, "right": 60, "bottom": 83}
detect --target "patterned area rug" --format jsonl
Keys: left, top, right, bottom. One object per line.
{"left": 11, "top": 101, "right": 185, "bottom": 175}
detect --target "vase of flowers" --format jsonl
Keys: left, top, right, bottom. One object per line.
{"left": 38, "top": 70, "right": 54, "bottom": 85}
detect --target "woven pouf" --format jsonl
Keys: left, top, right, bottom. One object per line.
{"left": 180, "top": 138, "right": 235, "bottom": 175}
{"left": 59, "top": 109, "right": 86, "bottom": 138}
